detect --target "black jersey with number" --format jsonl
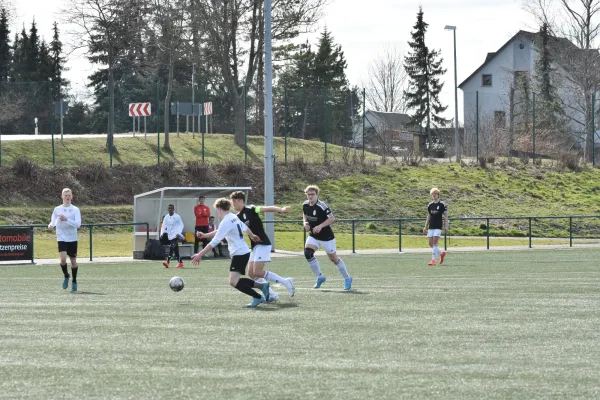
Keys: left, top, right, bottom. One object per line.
{"left": 303, "top": 200, "right": 335, "bottom": 241}
{"left": 236, "top": 205, "right": 271, "bottom": 248}
{"left": 427, "top": 201, "right": 448, "bottom": 230}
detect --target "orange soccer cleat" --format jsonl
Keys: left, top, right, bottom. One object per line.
{"left": 163, "top": 261, "right": 169, "bottom": 268}
{"left": 176, "top": 262, "right": 184, "bottom": 269}
{"left": 428, "top": 260, "right": 436, "bottom": 266}
{"left": 440, "top": 251, "right": 447, "bottom": 265}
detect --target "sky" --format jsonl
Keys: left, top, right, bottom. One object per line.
{"left": 9, "top": 0, "right": 539, "bottom": 123}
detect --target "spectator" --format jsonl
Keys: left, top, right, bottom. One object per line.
{"left": 194, "top": 196, "right": 211, "bottom": 253}
{"left": 160, "top": 204, "right": 184, "bottom": 269}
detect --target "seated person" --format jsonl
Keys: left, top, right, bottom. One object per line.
{"left": 160, "top": 204, "right": 184, "bottom": 268}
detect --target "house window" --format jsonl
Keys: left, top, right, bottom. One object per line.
{"left": 482, "top": 74, "right": 492, "bottom": 86}
{"left": 494, "top": 111, "right": 506, "bottom": 129}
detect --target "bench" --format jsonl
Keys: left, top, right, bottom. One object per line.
{"left": 163, "top": 242, "right": 194, "bottom": 259}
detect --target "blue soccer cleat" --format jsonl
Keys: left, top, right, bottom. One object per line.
{"left": 71, "top": 282, "right": 78, "bottom": 292}
{"left": 344, "top": 276, "right": 353, "bottom": 291}
{"left": 62, "top": 275, "right": 70, "bottom": 290}
{"left": 314, "top": 275, "right": 326, "bottom": 289}
{"left": 260, "top": 282, "right": 270, "bottom": 302}
{"left": 247, "top": 296, "right": 266, "bottom": 308}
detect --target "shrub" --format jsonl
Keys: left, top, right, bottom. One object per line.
{"left": 12, "top": 157, "right": 37, "bottom": 178}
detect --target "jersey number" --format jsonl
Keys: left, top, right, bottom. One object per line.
{"left": 236, "top": 224, "right": 243, "bottom": 239}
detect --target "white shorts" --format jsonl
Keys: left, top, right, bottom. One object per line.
{"left": 305, "top": 236, "right": 337, "bottom": 254}
{"left": 249, "top": 244, "right": 272, "bottom": 263}
{"left": 427, "top": 229, "right": 442, "bottom": 238}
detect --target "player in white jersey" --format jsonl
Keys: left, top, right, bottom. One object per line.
{"left": 48, "top": 188, "right": 82, "bottom": 292}
{"left": 192, "top": 198, "right": 271, "bottom": 307}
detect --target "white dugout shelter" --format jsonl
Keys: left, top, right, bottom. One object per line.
{"left": 132, "top": 186, "right": 252, "bottom": 257}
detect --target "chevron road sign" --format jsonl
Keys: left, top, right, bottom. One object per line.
{"left": 128, "top": 103, "right": 151, "bottom": 117}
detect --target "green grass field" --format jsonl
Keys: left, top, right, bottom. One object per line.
{"left": 1, "top": 249, "right": 599, "bottom": 399}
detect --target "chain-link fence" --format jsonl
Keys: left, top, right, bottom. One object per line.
{"left": 462, "top": 90, "right": 596, "bottom": 165}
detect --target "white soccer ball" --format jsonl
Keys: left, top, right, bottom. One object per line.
{"left": 169, "top": 276, "right": 184, "bottom": 292}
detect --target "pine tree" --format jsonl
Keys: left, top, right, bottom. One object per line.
{"left": 534, "top": 23, "right": 563, "bottom": 129}
{"left": 50, "top": 21, "right": 68, "bottom": 98}
{"left": 38, "top": 40, "right": 51, "bottom": 82}
{"left": 403, "top": 7, "right": 448, "bottom": 151}
{"left": 25, "top": 20, "right": 40, "bottom": 81}
{"left": 11, "top": 28, "right": 27, "bottom": 82}
{"left": 0, "top": 8, "right": 10, "bottom": 82}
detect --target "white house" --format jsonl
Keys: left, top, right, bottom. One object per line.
{"left": 458, "top": 30, "right": 590, "bottom": 156}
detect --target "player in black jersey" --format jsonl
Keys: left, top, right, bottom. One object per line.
{"left": 230, "top": 191, "right": 295, "bottom": 301}
{"left": 422, "top": 188, "right": 448, "bottom": 265}
{"left": 302, "top": 185, "right": 353, "bottom": 290}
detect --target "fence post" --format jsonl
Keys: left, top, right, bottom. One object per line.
{"left": 284, "top": 87, "right": 288, "bottom": 164}
{"left": 486, "top": 218, "right": 490, "bottom": 249}
{"left": 50, "top": 84, "right": 55, "bottom": 165}
{"left": 89, "top": 225, "right": 93, "bottom": 261}
{"left": 529, "top": 92, "right": 535, "bottom": 164}
{"left": 398, "top": 220, "right": 402, "bottom": 252}
{"left": 324, "top": 89, "right": 328, "bottom": 164}
{"left": 444, "top": 231, "right": 447, "bottom": 251}
{"left": 593, "top": 93, "right": 596, "bottom": 167}
{"left": 362, "top": 88, "right": 366, "bottom": 159}
{"left": 476, "top": 91, "right": 479, "bottom": 161}
{"left": 156, "top": 81, "right": 160, "bottom": 165}
{"left": 352, "top": 220, "right": 355, "bottom": 253}
{"left": 569, "top": 217, "right": 573, "bottom": 247}
{"left": 528, "top": 217, "right": 532, "bottom": 248}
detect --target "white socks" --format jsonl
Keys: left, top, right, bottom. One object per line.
{"left": 335, "top": 258, "right": 350, "bottom": 279}
{"left": 264, "top": 270, "right": 286, "bottom": 285}
{"left": 432, "top": 244, "right": 439, "bottom": 260}
{"left": 308, "top": 257, "right": 322, "bottom": 278}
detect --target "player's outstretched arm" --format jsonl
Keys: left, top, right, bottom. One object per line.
{"left": 258, "top": 206, "right": 290, "bottom": 214}
{"left": 197, "top": 230, "right": 217, "bottom": 240}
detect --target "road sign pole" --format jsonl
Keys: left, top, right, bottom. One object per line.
{"left": 60, "top": 101, "right": 64, "bottom": 143}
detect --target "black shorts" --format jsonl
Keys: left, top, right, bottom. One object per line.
{"left": 229, "top": 252, "right": 250, "bottom": 274}
{"left": 58, "top": 241, "right": 78, "bottom": 258}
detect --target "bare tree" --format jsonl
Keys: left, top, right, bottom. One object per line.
{"left": 524, "top": 0, "right": 600, "bottom": 161}
{"left": 363, "top": 47, "right": 408, "bottom": 113}
{"left": 151, "top": 0, "right": 188, "bottom": 150}
{"left": 60, "top": 0, "right": 134, "bottom": 150}
{"left": 189, "top": 0, "right": 326, "bottom": 146}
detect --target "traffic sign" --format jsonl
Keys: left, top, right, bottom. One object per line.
{"left": 203, "top": 102, "right": 213, "bottom": 116}
{"left": 129, "top": 103, "right": 151, "bottom": 117}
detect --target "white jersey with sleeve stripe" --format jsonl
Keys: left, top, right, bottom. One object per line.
{"left": 49, "top": 204, "right": 81, "bottom": 242}
{"left": 209, "top": 212, "right": 250, "bottom": 256}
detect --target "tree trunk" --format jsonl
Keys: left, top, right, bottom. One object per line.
{"left": 585, "top": 89, "right": 593, "bottom": 162}
{"left": 256, "top": 50, "right": 265, "bottom": 136}
{"left": 163, "top": 59, "right": 174, "bottom": 150}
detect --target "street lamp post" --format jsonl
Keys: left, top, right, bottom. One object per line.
{"left": 444, "top": 25, "right": 460, "bottom": 161}
{"left": 264, "top": 0, "right": 275, "bottom": 246}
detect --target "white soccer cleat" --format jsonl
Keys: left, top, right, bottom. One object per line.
{"left": 267, "top": 291, "right": 279, "bottom": 303}
{"left": 286, "top": 278, "right": 295, "bottom": 297}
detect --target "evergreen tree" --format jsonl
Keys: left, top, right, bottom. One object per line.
{"left": 277, "top": 30, "right": 356, "bottom": 146}
{"left": 38, "top": 40, "right": 51, "bottom": 82}
{"left": 25, "top": 20, "right": 40, "bottom": 81}
{"left": 50, "top": 21, "right": 68, "bottom": 97}
{"left": 0, "top": 8, "right": 10, "bottom": 82}
{"left": 403, "top": 7, "right": 448, "bottom": 151}
{"left": 11, "top": 28, "right": 28, "bottom": 81}
{"left": 534, "top": 23, "right": 563, "bottom": 128}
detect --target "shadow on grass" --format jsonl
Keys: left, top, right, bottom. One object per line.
{"left": 72, "top": 291, "right": 107, "bottom": 296}
{"left": 250, "top": 302, "right": 300, "bottom": 311}
{"left": 319, "top": 290, "right": 369, "bottom": 295}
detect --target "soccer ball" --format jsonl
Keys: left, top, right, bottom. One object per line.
{"left": 169, "top": 276, "right": 184, "bottom": 292}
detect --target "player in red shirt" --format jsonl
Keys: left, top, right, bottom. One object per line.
{"left": 194, "top": 196, "right": 211, "bottom": 253}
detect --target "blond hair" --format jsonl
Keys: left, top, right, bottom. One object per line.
{"left": 213, "top": 198, "right": 232, "bottom": 211}
{"left": 62, "top": 188, "right": 72, "bottom": 196}
{"left": 304, "top": 185, "right": 320, "bottom": 195}
{"left": 430, "top": 188, "right": 440, "bottom": 195}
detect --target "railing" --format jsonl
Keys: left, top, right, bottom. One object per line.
{"left": 265, "top": 215, "right": 600, "bottom": 253}
{"left": 0, "top": 222, "right": 149, "bottom": 263}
